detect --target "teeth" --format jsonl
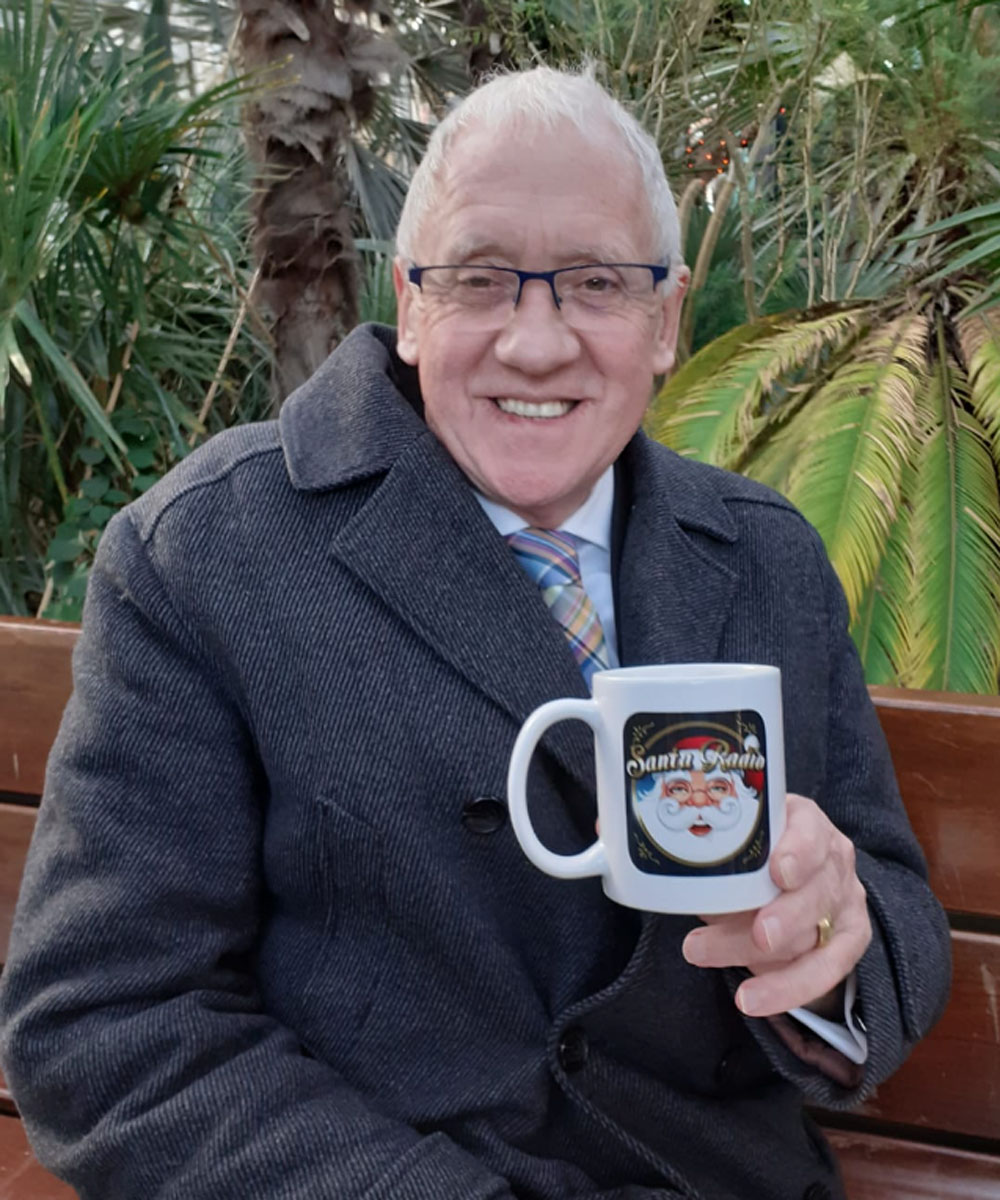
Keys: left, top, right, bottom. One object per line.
{"left": 496, "top": 398, "right": 574, "bottom": 419}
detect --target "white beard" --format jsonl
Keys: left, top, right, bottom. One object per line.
{"left": 632, "top": 775, "right": 763, "bottom": 866}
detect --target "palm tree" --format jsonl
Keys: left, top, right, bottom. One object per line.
{"left": 236, "top": 0, "right": 472, "bottom": 401}
{"left": 11, "top": 0, "right": 471, "bottom": 404}
{"left": 236, "top": 1, "right": 395, "bottom": 400}
{"left": 628, "top": 0, "right": 1000, "bottom": 693}
{"left": 647, "top": 294, "right": 1000, "bottom": 693}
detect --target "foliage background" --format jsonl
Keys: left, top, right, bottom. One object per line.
{"left": 3, "top": 0, "right": 1000, "bottom": 691}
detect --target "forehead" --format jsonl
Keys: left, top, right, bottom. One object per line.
{"left": 662, "top": 768, "right": 733, "bottom": 782}
{"left": 420, "top": 119, "right": 654, "bottom": 264}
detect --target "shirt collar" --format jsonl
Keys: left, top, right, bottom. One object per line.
{"left": 475, "top": 465, "right": 614, "bottom": 551}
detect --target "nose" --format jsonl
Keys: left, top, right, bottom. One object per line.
{"left": 492, "top": 278, "right": 582, "bottom": 374}
{"left": 683, "top": 789, "right": 716, "bottom": 808}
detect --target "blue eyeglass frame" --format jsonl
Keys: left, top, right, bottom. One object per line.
{"left": 406, "top": 263, "right": 669, "bottom": 309}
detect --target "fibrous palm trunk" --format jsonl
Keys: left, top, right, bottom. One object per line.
{"left": 238, "top": 0, "right": 401, "bottom": 403}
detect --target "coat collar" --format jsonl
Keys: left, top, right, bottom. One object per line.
{"left": 615, "top": 435, "right": 739, "bottom": 670}
{"left": 279, "top": 325, "right": 741, "bottom": 793}
{"left": 279, "top": 324, "right": 427, "bottom": 490}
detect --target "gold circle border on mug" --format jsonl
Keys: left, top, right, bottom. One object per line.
{"left": 627, "top": 716, "right": 768, "bottom": 870}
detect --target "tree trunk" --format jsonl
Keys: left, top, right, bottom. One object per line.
{"left": 238, "top": 0, "right": 398, "bottom": 403}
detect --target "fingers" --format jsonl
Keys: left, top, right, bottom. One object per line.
{"left": 681, "top": 793, "right": 872, "bottom": 1016}
{"left": 769, "top": 792, "right": 832, "bottom": 892}
{"left": 735, "top": 886, "right": 870, "bottom": 1016}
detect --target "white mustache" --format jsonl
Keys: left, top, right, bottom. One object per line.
{"left": 656, "top": 796, "right": 742, "bottom": 832}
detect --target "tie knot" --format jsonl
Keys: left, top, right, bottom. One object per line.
{"left": 505, "top": 528, "right": 582, "bottom": 590}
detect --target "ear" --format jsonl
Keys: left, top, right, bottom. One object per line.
{"left": 651, "top": 265, "right": 690, "bottom": 376}
{"left": 393, "top": 257, "right": 420, "bottom": 365}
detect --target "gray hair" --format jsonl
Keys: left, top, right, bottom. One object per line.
{"left": 394, "top": 64, "right": 682, "bottom": 274}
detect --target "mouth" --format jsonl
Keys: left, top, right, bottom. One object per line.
{"left": 493, "top": 398, "right": 577, "bottom": 419}
{"left": 689, "top": 823, "right": 713, "bottom": 837}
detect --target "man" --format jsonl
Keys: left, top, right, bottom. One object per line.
{"left": 0, "top": 66, "right": 950, "bottom": 1199}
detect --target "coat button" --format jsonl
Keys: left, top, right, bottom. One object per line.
{"left": 715, "top": 1052, "right": 737, "bottom": 1088}
{"left": 462, "top": 796, "right": 507, "bottom": 834}
{"left": 557, "top": 1026, "right": 589, "bottom": 1072}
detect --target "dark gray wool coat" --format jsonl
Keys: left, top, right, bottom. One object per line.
{"left": 0, "top": 325, "right": 950, "bottom": 1200}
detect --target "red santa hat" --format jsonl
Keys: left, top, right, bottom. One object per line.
{"left": 673, "top": 732, "right": 765, "bottom": 798}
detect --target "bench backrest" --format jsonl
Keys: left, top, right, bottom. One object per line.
{"left": 835, "top": 687, "right": 1000, "bottom": 1152}
{"left": 0, "top": 618, "right": 79, "bottom": 961}
{"left": 1, "top": 616, "right": 998, "bottom": 1155}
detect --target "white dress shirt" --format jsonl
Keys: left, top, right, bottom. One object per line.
{"left": 477, "top": 469, "right": 868, "bottom": 1065}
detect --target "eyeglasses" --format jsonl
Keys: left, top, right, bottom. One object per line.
{"left": 406, "top": 263, "right": 669, "bottom": 329}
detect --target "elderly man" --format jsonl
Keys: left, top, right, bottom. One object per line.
{"left": 0, "top": 67, "right": 949, "bottom": 1200}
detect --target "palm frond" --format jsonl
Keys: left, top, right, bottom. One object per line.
{"left": 742, "top": 390, "right": 825, "bottom": 494}
{"left": 849, "top": 453, "right": 918, "bottom": 686}
{"left": 343, "top": 139, "right": 408, "bottom": 243}
{"left": 959, "top": 308, "right": 1000, "bottom": 461}
{"left": 782, "top": 314, "right": 928, "bottom": 617}
{"left": 647, "top": 316, "right": 779, "bottom": 444}
{"left": 647, "top": 307, "right": 869, "bottom": 472}
{"left": 903, "top": 356, "right": 1000, "bottom": 692}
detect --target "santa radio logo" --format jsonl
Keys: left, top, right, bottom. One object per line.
{"left": 624, "top": 711, "right": 770, "bottom": 875}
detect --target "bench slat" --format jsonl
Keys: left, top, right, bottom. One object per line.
{"left": 0, "top": 619, "right": 77, "bottom": 800}
{"left": 848, "top": 929, "right": 1000, "bottom": 1141}
{"left": 0, "top": 804, "right": 36, "bottom": 966}
{"left": 871, "top": 687, "right": 1000, "bottom": 919}
{"left": 0, "top": 1116, "right": 75, "bottom": 1199}
{"left": 826, "top": 1128, "right": 1000, "bottom": 1199}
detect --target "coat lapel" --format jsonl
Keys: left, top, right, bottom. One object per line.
{"left": 616, "top": 434, "right": 740, "bottom": 669}
{"left": 328, "top": 428, "right": 597, "bottom": 795}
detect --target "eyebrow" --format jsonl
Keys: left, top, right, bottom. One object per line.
{"left": 442, "top": 237, "right": 640, "bottom": 265}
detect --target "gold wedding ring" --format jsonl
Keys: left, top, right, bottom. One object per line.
{"left": 816, "top": 914, "right": 835, "bottom": 949}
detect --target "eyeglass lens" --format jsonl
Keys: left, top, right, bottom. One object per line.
{"left": 417, "top": 265, "right": 661, "bottom": 328}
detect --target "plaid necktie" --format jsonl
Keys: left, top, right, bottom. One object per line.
{"left": 506, "top": 528, "right": 610, "bottom": 686}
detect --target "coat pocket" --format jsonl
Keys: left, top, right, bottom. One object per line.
{"left": 291, "top": 788, "right": 388, "bottom": 1060}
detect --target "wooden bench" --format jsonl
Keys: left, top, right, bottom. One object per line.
{"left": 1, "top": 614, "right": 999, "bottom": 1198}
{"left": 0, "top": 617, "right": 78, "bottom": 1200}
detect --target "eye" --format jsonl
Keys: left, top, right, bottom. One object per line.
{"left": 665, "top": 781, "right": 690, "bottom": 799}
{"left": 709, "top": 780, "right": 732, "bottom": 799}
{"left": 456, "top": 270, "right": 501, "bottom": 290}
{"left": 579, "top": 270, "right": 621, "bottom": 294}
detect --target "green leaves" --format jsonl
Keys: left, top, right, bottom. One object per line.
{"left": 904, "top": 353, "right": 1000, "bottom": 692}
{"left": 0, "top": 7, "right": 271, "bottom": 618}
{"left": 651, "top": 299, "right": 1000, "bottom": 693}
{"left": 782, "top": 315, "right": 927, "bottom": 616}
{"left": 648, "top": 309, "right": 869, "bottom": 471}
{"left": 897, "top": 201, "right": 1000, "bottom": 317}
{"left": 13, "top": 300, "right": 126, "bottom": 467}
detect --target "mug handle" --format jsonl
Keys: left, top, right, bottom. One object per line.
{"left": 506, "top": 697, "right": 608, "bottom": 880}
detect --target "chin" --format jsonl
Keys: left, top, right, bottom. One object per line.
{"left": 636, "top": 802, "right": 763, "bottom": 867}
{"left": 483, "top": 478, "right": 581, "bottom": 526}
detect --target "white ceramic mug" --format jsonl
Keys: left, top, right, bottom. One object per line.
{"left": 507, "top": 664, "right": 786, "bottom": 914}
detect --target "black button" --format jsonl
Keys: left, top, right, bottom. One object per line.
{"left": 803, "top": 1185, "right": 832, "bottom": 1200}
{"left": 557, "top": 1026, "right": 589, "bottom": 1073}
{"left": 715, "top": 1052, "right": 738, "bottom": 1088}
{"left": 462, "top": 796, "right": 507, "bottom": 834}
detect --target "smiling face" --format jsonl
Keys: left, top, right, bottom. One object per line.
{"left": 661, "top": 770, "right": 741, "bottom": 836}
{"left": 633, "top": 767, "right": 762, "bottom": 866}
{"left": 393, "top": 121, "right": 687, "bottom": 527}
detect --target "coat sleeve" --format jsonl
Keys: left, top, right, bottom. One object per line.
{"left": 0, "top": 510, "right": 516, "bottom": 1200}
{"left": 744, "top": 527, "right": 952, "bottom": 1105}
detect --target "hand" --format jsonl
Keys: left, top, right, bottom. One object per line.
{"left": 680, "top": 793, "right": 871, "bottom": 1018}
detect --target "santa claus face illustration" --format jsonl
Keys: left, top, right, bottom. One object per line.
{"left": 631, "top": 746, "right": 763, "bottom": 866}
